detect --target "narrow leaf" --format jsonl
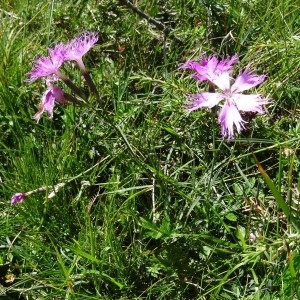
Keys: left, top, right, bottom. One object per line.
{"left": 252, "top": 152, "right": 298, "bottom": 229}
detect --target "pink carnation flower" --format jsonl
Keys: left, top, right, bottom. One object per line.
{"left": 64, "top": 32, "right": 98, "bottom": 69}
{"left": 26, "top": 43, "right": 66, "bottom": 81}
{"left": 180, "top": 55, "right": 238, "bottom": 82}
{"left": 33, "top": 80, "right": 66, "bottom": 122}
{"left": 186, "top": 67, "right": 268, "bottom": 139}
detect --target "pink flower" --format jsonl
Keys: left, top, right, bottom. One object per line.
{"left": 10, "top": 193, "right": 27, "bottom": 205}
{"left": 26, "top": 43, "right": 66, "bottom": 81}
{"left": 64, "top": 32, "right": 98, "bottom": 69}
{"left": 186, "top": 68, "right": 268, "bottom": 139}
{"left": 180, "top": 55, "right": 238, "bottom": 82}
{"left": 33, "top": 80, "right": 66, "bottom": 122}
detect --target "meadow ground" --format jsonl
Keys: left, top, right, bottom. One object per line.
{"left": 1, "top": 0, "right": 300, "bottom": 299}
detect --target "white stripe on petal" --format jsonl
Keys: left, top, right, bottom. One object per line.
{"left": 208, "top": 72, "right": 231, "bottom": 91}
{"left": 186, "top": 92, "right": 224, "bottom": 111}
{"left": 232, "top": 94, "right": 268, "bottom": 113}
{"left": 218, "top": 102, "right": 245, "bottom": 139}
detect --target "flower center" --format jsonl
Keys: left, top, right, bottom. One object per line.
{"left": 223, "top": 88, "right": 235, "bottom": 105}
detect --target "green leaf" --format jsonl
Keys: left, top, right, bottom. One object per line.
{"left": 140, "top": 217, "right": 173, "bottom": 239}
{"left": 236, "top": 225, "right": 246, "bottom": 250}
{"left": 225, "top": 212, "right": 237, "bottom": 221}
{"left": 252, "top": 152, "right": 298, "bottom": 229}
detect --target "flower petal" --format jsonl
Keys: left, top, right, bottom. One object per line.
{"left": 232, "top": 93, "right": 269, "bottom": 113}
{"left": 218, "top": 102, "right": 245, "bottom": 139}
{"left": 179, "top": 60, "right": 201, "bottom": 72}
{"left": 205, "top": 54, "right": 238, "bottom": 75}
{"left": 64, "top": 32, "right": 98, "bottom": 62}
{"left": 207, "top": 72, "right": 231, "bottom": 91}
{"left": 33, "top": 89, "right": 55, "bottom": 122}
{"left": 25, "top": 44, "right": 66, "bottom": 82}
{"left": 185, "top": 92, "right": 224, "bottom": 111}
{"left": 10, "top": 193, "right": 27, "bottom": 205}
{"left": 48, "top": 43, "right": 66, "bottom": 67}
{"left": 231, "top": 69, "right": 266, "bottom": 93}
{"left": 180, "top": 55, "right": 238, "bottom": 83}
{"left": 33, "top": 85, "right": 65, "bottom": 122}
{"left": 203, "top": 56, "right": 219, "bottom": 74}
{"left": 179, "top": 61, "right": 207, "bottom": 81}
{"left": 52, "top": 86, "right": 66, "bottom": 104}
{"left": 217, "top": 54, "right": 239, "bottom": 72}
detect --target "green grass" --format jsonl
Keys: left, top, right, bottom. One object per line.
{"left": 1, "top": 0, "right": 300, "bottom": 299}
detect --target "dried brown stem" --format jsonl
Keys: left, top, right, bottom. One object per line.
{"left": 119, "top": 0, "right": 182, "bottom": 43}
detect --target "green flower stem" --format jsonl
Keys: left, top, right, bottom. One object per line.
{"left": 56, "top": 70, "right": 87, "bottom": 101}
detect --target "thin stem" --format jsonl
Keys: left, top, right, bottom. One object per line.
{"left": 208, "top": 81, "right": 215, "bottom": 93}
{"left": 120, "top": 0, "right": 166, "bottom": 32}
{"left": 56, "top": 70, "right": 87, "bottom": 101}
{"left": 64, "top": 92, "right": 88, "bottom": 106}
{"left": 77, "top": 58, "right": 101, "bottom": 104}
{"left": 82, "top": 71, "right": 100, "bottom": 103}
{"left": 119, "top": 0, "right": 182, "bottom": 43}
